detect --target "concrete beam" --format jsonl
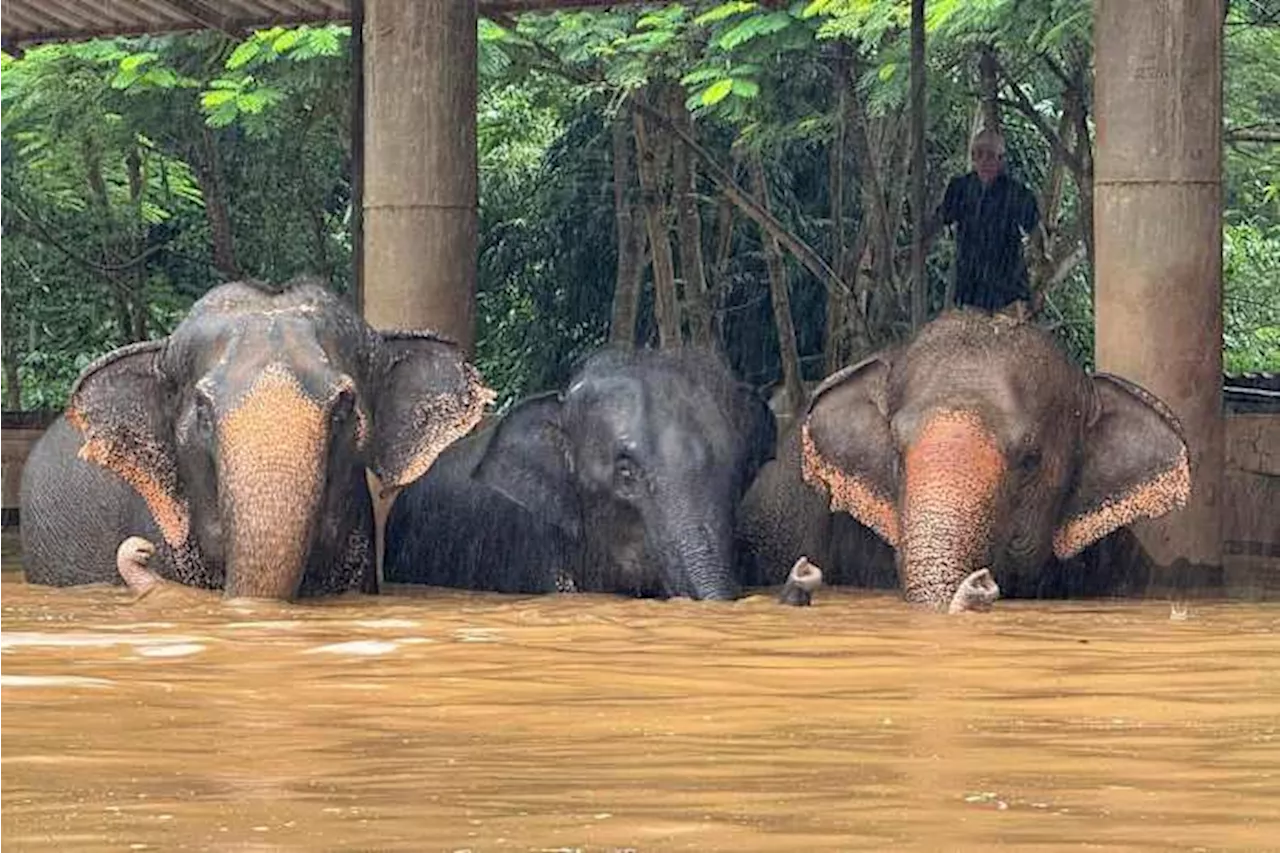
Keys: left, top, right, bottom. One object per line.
{"left": 361, "top": 0, "right": 478, "bottom": 353}
{"left": 1094, "top": 0, "right": 1224, "bottom": 575}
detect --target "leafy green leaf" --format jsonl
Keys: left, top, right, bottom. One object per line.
{"left": 701, "top": 78, "right": 734, "bottom": 105}
{"left": 714, "top": 11, "right": 793, "bottom": 51}
{"left": 271, "top": 28, "right": 305, "bottom": 54}
{"left": 226, "top": 39, "right": 263, "bottom": 70}
{"left": 695, "top": 2, "right": 759, "bottom": 26}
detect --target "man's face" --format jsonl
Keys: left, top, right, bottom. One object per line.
{"left": 972, "top": 144, "right": 1002, "bottom": 185}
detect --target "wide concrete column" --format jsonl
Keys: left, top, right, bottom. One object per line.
{"left": 1094, "top": 0, "right": 1224, "bottom": 573}
{"left": 362, "top": 0, "right": 478, "bottom": 352}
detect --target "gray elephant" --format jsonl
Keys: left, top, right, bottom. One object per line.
{"left": 385, "top": 348, "right": 776, "bottom": 600}
{"left": 739, "top": 309, "right": 1191, "bottom": 612}
{"left": 19, "top": 278, "right": 490, "bottom": 600}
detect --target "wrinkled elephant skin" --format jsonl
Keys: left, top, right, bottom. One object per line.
{"left": 20, "top": 278, "right": 491, "bottom": 600}
{"left": 745, "top": 309, "right": 1191, "bottom": 612}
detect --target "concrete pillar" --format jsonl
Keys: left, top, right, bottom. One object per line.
{"left": 1094, "top": 0, "right": 1224, "bottom": 575}
{"left": 362, "top": 0, "right": 478, "bottom": 352}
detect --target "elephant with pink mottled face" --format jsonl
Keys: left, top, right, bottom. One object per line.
{"left": 792, "top": 309, "right": 1190, "bottom": 613}
{"left": 20, "top": 278, "right": 491, "bottom": 601}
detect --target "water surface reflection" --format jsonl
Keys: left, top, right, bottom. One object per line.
{"left": 3, "top": 568, "right": 1277, "bottom": 851}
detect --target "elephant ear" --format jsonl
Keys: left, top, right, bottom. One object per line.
{"left": 67, "top": 340, "right": 191, "bottom": 550}
{"left": 801, "top": 354, "right": 901, "bottom": 546}
{"left": 472, "top": 393, "right": 582, "bottom": 539}
{"left": 1053, "top": 374, "right": 1191, "bottom": 559}
{"left": 367, "top": 331, "right": 495, "bottom": 491}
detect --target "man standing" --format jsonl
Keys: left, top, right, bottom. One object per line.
{"left": 932, "top": 129, "right": 1040, "bottom": 311}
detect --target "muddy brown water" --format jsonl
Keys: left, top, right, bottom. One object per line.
{"left": 2, "top": 547, "right": 1278, "bottom": 852}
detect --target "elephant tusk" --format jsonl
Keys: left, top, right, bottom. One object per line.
{"left": 366, "top": 469, "right": 403, "bottom": 595}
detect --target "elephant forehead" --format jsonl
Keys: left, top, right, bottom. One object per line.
{"left": 893, "top": 366, "right": 1064, "bottom": 450}
{"left": 199, "top": 321, "right": 353, "bottom": 405}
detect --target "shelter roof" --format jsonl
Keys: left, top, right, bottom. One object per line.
{"left": 0, "top": 0, "right": 618, "bottom": 49}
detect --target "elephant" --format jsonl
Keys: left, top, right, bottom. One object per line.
{"left": 385, "top": 347, "right": 777, "bottom": 600}
{"left": 739, "top": 309, "right": 1191, "bottom": 612}
{"left": 19, "top": 278, "right": 491, "bottom": 600}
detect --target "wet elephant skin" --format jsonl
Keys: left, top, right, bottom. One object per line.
{"left": 740, "top": 309, "right": 1190, "bottom": 612}
{"left": 385, "top": 348, "right": 776, "bottom": 601}
{"left": 19, "top": 278, "right": 491, "bottom": 600}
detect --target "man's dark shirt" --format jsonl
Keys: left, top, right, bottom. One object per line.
{"left": 938, "top": 171, "right": 1039, "bottom": 311}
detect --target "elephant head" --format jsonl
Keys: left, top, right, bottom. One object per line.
{"left": 66, "top": 279, "right": 491, "bottom": 599}
{"left": 472, "top": 348, "right": 775, "bottom": 600}
{"left": 801, "top": 310, "right": 1190, "bottom": 612}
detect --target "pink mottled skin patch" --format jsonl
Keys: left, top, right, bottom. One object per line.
{"left": 70, "top": 408, "right": 191, "bottom": 551}
{"left": 901, "top": 410, "right": 1005, "bottom": 609}
{"left": 219, "top": 365, "right": 328, "bottom": 599}
{"left": 1053, "top": 445, "right": 1191, "bottom": 558}
{"left": 800, "top": 423, "right": 900, "bottom": 546}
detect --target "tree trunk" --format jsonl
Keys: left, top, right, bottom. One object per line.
{"left": 669, "top": 89, "right": 711, "bottom": 347}
{"left": 1073, "top": 96, "right": 1096, "bottom": 274}
{"left": 192, "top": 125, "right": 240, "bottom": 279}
{"left": 126, "top": 146, "right": 149, "bottom": 343}
{"left": 4, "top": 358, "right": 21, "bottom": 410}
{"left": 847, "top": 76, "right": 898, "bottom": 324}
{"left": 909, "top": 0, "right": 928, "bottom": 331}
{"left": 748, "top": 151, "right": 805, "bottom": 419}
{"left": 1028, "top": 90, "right": 1076, "bottom": 309}
{"left": 977, "top": 44, "right": 1002, "bottom": 135}
{"left": 847, "top": 226, "right": 875, "bottom": 357}
{"left": 0, "top": 289, "right": 19, "bottom": 409}
{"left": 610, "top": 109, "right": 643, "bottom": 349}
{"left": 709, "top": 192, "right": 735, "bottom": 347}
{"left": 826, "top": 46, "right": 851, "bottom": 374}
{"left": 630, "top": 99, "right": 862, "bottom": 338}
{"left": 632, "top": 104, "right": 681, "bottom": 349}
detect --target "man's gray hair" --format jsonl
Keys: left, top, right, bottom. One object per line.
{"left": 971, "top": 127, "right": 1006, "bottom": 156}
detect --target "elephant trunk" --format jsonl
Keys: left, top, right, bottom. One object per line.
{"left": 654, "top": 503, "right": 740, "bottom": 601}
{"left": 899, "top": 410, "right": 1004, "bottom": 612}
{"left": 219, "top": 368, "right": 330, "bottom": 599}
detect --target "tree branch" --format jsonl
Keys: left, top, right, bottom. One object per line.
{"left": 3, "top": 197, "right": 167, "bottom": 275}
{"left": 1226, "top": 128, "right": 1280, "bottom": 143}
{"left": 628, "top": 98, "right": 869, "bottom": 340}
{"left": 991, "top": 55, "right": 1083, "bottom": 175}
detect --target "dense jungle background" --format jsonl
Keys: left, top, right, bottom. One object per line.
{"left": 2, "top": 1, "right": 1277, "bottom": 413}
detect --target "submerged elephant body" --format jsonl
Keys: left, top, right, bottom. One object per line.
{"left": 386, "top": 348, "right": 776, "bottom": 600}
{"left": 20, "top": 279, "right": 490, "bottom": 600}
{"left": 741, "top": 309, "right": 1191, "bottom": 611}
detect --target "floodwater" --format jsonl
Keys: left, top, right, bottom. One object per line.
{"left": 2, "top": 556, "right": 1278, "bottom": 852}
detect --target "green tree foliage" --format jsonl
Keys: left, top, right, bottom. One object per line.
{"left": 2, "top": 4, "right": 1276, "bottom": 411}
{"left": 2, "top": 27, "right": 353, "bottom": 408}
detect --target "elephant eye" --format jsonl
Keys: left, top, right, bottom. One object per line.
{"left": 1018, "top": 447, "right": 1043, "bottom": 472}
{"left": 194, "top": 393, "right": 215, "bottom": 441}
{"left": 613, "top": 455, "right": 642, "bottom": 494}
{"left": 330, "top": 388, "right": 356, "bottom": 428}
